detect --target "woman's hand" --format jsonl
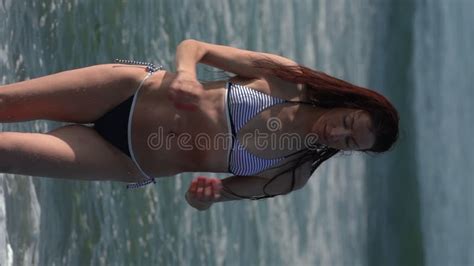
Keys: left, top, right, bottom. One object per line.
{"left": 185, "top": 176, "right": 223, "bottom": 211}
{"left": 167, "top": 70, "right": 203, "bottom": 111}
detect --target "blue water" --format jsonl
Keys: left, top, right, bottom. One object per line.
{"left": 0, "top": 0, "right": 472, "bottom": 265}
{"left": 414, "top": 0, "right": 474, "bottom": 265}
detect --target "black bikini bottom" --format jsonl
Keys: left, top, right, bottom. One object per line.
{"left": 92, "top": 96, "right": 134, "bottom": 158}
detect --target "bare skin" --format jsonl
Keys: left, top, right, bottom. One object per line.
{"left": 0, "top": 40, "right": 375, "bottom": 211}
{"left": 0, "top": 64, "right": 151, "bottom": 182}
{"left": 129, "top": 70, "right": 230, "bottom": 177}
{"left": 130, "top": 71, "right": 313, "bottom": 177}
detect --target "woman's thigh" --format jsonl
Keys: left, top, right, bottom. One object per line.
{"left": 0, "top": 124, "right": 147, "bottom": 182}
{"left": 0, "top": 64, "right": 150, "bottom": 123}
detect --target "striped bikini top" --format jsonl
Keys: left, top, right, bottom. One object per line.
{"left": 225, "top": 82, "right": 311, "bottom": 176}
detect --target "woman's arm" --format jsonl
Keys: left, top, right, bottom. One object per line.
{"left": 175, "top": 39, "right": 299, "bottom": 79}
{"left": 185, "top": 162, "right": 312, "bottom": 211}
{"left": 169, "top": 39, "right": 301, "bottom": 110}
{"left": 185, "top": 176, "right": 269, "bottom": 211}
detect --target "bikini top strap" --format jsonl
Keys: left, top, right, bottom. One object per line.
{"left": 284, "top": 99, "right": 316, "bottom": 106}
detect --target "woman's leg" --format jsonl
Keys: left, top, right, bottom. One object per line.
{"left": 0, "top": 64, "right": 150, "bottom": 123}
{"left": 0, "top": 124, "right": 147, "bottom": 182}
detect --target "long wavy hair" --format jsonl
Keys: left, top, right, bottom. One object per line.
{"left": 223, "top": 59, "right": 400, "bottom": 200}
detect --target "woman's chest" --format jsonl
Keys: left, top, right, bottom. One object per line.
{"left": 236, "top": 105, "right": 301, "bottom": 159}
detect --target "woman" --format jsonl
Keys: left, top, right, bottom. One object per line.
{"left": 0, "top": 39, "right": 399, "bottom": 211}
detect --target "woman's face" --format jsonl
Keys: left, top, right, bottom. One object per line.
{"left": 312, "top": 108, "right": 375, "bottom": 151}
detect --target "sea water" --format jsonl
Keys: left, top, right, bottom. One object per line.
{"left": 0, "top": 0, "right": 472, "bottom": 265}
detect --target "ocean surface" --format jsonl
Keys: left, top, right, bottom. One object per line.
{"left": 0, "top": 0, "right": 472, "bottom": 265}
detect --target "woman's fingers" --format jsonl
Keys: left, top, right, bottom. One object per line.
{"left": 186, "top": 177, "right": 213, "bottom": 211}
{"left": 204, "top": 178, "right": 213, "bottom": 201}
{"left": 211, "top": 178, "right": 222, "bottom": 199}
{"left": 168, "top": 71, "right": 205, "bottom": 112}
{"left": 196, "top": 176, "right": 206, "bottom": 199}
{"left": 188, "top": 176, "right": 222, "bottom": 202}
{"left": 189, "top": 178, "right": 198, "bottom": 194}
